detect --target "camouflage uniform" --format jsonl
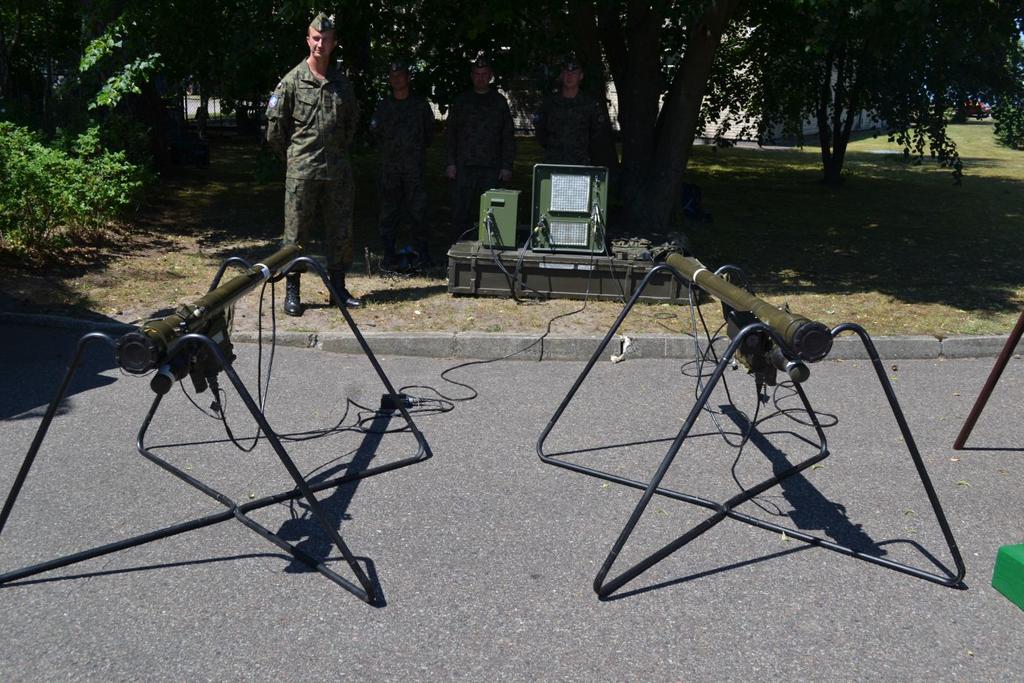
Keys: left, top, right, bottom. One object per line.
{"left": 266, "top": 60, "right": 360, "bottom": 269}
{"left": 445, "top": 89, "right": 515, "bottom": 239}
{"left": 371, "top": 93, "right": 435, "bottom": 250}
{"left": 534, "top": 90, "right": 603, "bottom": 165}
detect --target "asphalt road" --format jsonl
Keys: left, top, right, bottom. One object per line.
{"left": 0, "top": 322, "right": 1021, "bottom": 680}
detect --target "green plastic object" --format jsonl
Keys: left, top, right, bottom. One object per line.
{"left": 478, "top": 189, "right": 521, "bottom": 249}
{"left": 992, "top": 543, "right": 1024, "bottom": 611}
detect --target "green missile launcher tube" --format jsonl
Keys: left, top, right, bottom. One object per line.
{"left": 115, "top": 245, "right": 301, "bottom": 374}
{"left": 663, "top": 252, "right": 833, "bottom": 363}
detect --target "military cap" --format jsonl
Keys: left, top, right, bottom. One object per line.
{"left": 560, "top": 55, "right": 581, "bottom": 72}
{"left": 388, "top": 59, "right": 410, "bottom": 74}
{"left": 309, "top": 12, "right": 335, "bottom": 32}
{"left": 470, "top": 54, "right": 492, "bottom": 70}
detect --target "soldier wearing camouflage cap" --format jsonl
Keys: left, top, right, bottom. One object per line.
{"left": 266, "top": 12, "right": 361, "bottom": 316}
{"left": 370, "top": 59, "right": 436, "bottom": 267}
{"left": 534, "top": 55, "right": 604, "bottom": 165}
{"left": 445, "top": 54, "right": 516, "bottom": 241}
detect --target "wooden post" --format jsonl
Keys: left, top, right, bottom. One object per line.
{"left": 953, "top": 310, "right": 1024, "bottom": 449}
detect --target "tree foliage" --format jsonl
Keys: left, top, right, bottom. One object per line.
{"left": 0, "top": 122, "right": 146, "bottom": 255}
{"left": 709, "top": 0, "right": 1023, "bottom": 184}
{"left": 993, "top": 34, "right": 1024, "bottom": 150}
{"left": 3, "top": 0, "right": 1023, "bottom": 237}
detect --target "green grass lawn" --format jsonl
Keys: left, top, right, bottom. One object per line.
{"left": 679, "top": 120, "right": 1023, "bottom": 335}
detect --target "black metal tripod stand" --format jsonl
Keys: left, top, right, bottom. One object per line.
{"left": 537, "top": 263, "right": 966, "bottom": 598}
{"left": 0, "top": 257, "right": 432, "bottom": 604}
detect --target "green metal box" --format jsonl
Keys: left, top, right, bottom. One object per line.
{"left": 478, "top": 189, "right": 521, "bottom": 249}
{"left": 530, "top": 164, "right": 609, "bottom": 254}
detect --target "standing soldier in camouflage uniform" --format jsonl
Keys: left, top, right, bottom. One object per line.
{"left": 534, "top": 56, "right": 604, "bottom": 165}
{"left": 445, "top": 55, "right": 516, "bottom": 241}
{"left": 371, "top": 60, "right": 436, "bottom": 268}
{"left": 265, "top": 12, "right": 362, "bottom": 316}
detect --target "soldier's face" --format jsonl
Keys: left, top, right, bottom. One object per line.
{"left": 389, "top": 69, "right": 410, "bottom": 92}
{"left": 470, "top": 67, "right": 492, "bottom": 93}
{"left": 307, "top": 28, "right": 336, "bottom": 60}
{"left": 561, "top": 68, "right": 582, "bottom": 90}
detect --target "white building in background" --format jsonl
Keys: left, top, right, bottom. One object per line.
{"left": 698, "top": 107, "right": 880, "bottom": 144}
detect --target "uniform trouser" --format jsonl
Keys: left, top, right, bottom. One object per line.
{"left": 378, "top": 160, "right": 428, "bottom": 246}
{"left": 283, "top": 163, "right": 353, "bottom": 271}
{"left": 452, "top": 165, "right": 501, "bottom": 242}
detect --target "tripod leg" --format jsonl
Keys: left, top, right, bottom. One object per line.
{"left": 0, "top": 332, "right": 116, "bottom": 537}
{"left": 213, "top": 347, "right": 377, "bottom": 603}
{"left": 136, "top": 382, "right": 381, "bottom": 598}
{"left": 953, "top": 310, "right": 1024, "bottom": 449}
{"left": 290, "top": 259, "right": 432, "bottom": 464}
{"left": 538, "top": 264, "right": 682, "bottom": 465}
{"left": 833, "top": 323, "right": 966, "bottom": 586}
{"left": 593, "top": 329, "right": 759, "bottom": 597}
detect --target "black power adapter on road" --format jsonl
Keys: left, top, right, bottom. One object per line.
{"left": 379, "top": 392, "right": 413, "bottom": 412}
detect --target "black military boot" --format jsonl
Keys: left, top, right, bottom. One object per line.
{"left": 284, "top": 274, "right": 303, "bottom": 316}
{"left": 329, "top": 268, "right": 362, "bottom": 308}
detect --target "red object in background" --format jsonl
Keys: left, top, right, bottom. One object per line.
{"left": 964, "top": 100, "right": 991, "bottom": 119}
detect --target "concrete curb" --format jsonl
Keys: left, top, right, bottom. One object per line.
{"left": 4, "top": 310, "right": 1021, "bottom": 362}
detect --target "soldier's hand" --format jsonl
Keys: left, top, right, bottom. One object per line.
{"left": 446, "top": 164, "right": 457, "bottom": 180}
{"left": 498, "top": 169, "right": 512, "bottom": 183}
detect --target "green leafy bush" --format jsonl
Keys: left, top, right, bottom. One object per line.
{"left": 993, "top": 98, "right": 1024, "bottom": 150}
{"left": 0, "top": 123, "right": 146, "bottom": 256}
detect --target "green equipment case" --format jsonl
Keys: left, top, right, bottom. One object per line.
{"left": 530, "top": 165, "right": 609, "bottom": 254}
{"left": 478, "top": 189, "right": 521, "bottom": 249}
{"left": 446, "top": 240, "right": 694, "bottom": 304}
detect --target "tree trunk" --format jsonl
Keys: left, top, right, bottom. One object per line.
{"left": 619, "top": 0, "right": 741, "bottom": 230}
{"left": 0, "top": 38, "right": 9, "bottom": 102}
{"left": 606, "top": 0, "right": 662, "bottom": 215}
{"left": 0, "top": 3, "right": 22, "bottom": 103}
{"left": 338, "top": 5, "right": 372, "bottom": 132}
{"left": 814, "top": 42, "right": 833, "bottom": 184}
{"left": 818, "top": 45, "right": 863, "bottom": 186}
{"left": 196, "top": 85, "right": 209, "bottom": 140}
{"left": 139, "top": 79, "right": 171, "bottom": 169}
{"left": 567, "top": 1, "right": 618, "bottom": 174}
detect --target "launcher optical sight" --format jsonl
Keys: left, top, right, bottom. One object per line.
{"left": 115, "top": 245, "right": 300, "bottom": 379}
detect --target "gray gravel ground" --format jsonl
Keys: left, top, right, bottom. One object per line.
{"left": 0, "top": 322, "right": 1021, "bottom": 681}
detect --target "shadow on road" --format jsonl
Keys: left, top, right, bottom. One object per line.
{"left": 274, "top": 410, "right": 394, "bottom": 605}
{"left": 0, "top": 323, "right": 120, "bottom": 422}
{"left": 722, "top": 404, "right": 882, "bottom": 555}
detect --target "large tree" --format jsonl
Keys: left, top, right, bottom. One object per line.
{"left": 993, "top": 33, "right": 1024, "bottom": 150}
{"left": 714, "top": 0, "right": 1024, "bottom": 184}
{"left": 13, "top": 0, "right": 1019, "bottom": 229}
{"left": 564, "top": 1, "right": 743, "bottom": 230}
{"left": 1, "top": 0, "right": 83, "bottom": 128}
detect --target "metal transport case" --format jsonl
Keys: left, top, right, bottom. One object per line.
{"left": 446, "top": 240, "right": 694, "bottom": 304}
